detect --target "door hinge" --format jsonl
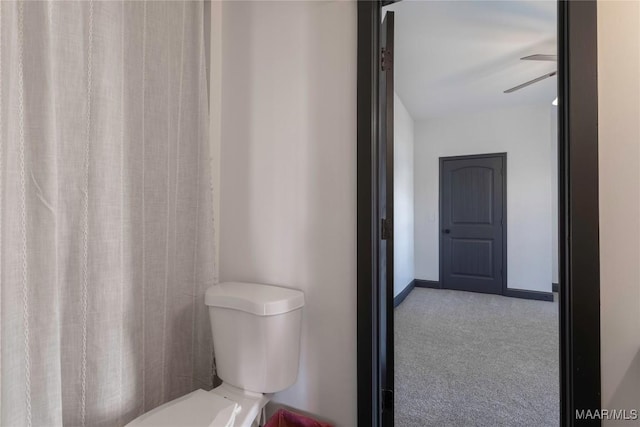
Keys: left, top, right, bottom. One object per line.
{"left": 381, "top": 218, "right": 393, "bottom": 240}
{"left": 382, "top": 389, "right": 393, "bottom": 412}
{"left": 381, "top": 47, "right": 392, "bottom": 71}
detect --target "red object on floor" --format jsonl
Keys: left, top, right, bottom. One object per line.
{"left": 264, "top": 409, "right": 333, "bottom": 427}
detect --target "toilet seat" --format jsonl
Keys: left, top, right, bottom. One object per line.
{"left": 125, "top": 384, "right": 268, "bottom": 427}
{"left": 210, "top": 383, "right": 270, "bottom": 427}
{"left": 126, "top": 389, "right": 240, "bottom": 427}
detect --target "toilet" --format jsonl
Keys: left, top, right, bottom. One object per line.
{"left": 127, "top": 282, "right": 305, "bottom": 427}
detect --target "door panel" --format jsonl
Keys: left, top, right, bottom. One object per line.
{"left": 440, "top": 154, "right": 505, "bottom": 295}
{"left": 379, "top": 11, "right": 394, "bottom": 427}
{"left": 450, "top": 167, "right": 494, "bottom": 224}
{"left": 450, "top": 238, "right": 494, "bottom": 278}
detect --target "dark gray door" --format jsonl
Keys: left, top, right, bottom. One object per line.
{"left": 440, "top": 154, "right": 506, "bottom": 295}
{"left": 378, "top": 11, "right": 394, "bottom": 427}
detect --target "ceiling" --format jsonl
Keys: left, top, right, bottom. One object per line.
{"left": 384, "top": 0, "right": 557, "bottom": 120}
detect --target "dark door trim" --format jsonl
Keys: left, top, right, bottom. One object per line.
{"left": 558, "top": 1, "right": 601, "bottom": 424}
{"left": 356, "top": 2, "right": 381, "bottom": 426}
{"left": 357, "top": 1, "right": 601, "bottom": 426}
{"left": 438, "top": 153, "right": 507, "bottom": 296}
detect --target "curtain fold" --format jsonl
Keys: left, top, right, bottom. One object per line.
{"left": 0, "top": 1, "right": 216, "bottom": 425}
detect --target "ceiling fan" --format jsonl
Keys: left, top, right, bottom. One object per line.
{"left": 504, "top": 54, "right": 557, "bottom": 93}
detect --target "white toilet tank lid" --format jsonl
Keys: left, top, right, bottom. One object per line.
{"left": 205, "top": 282, "right": 305, "bottom": 316}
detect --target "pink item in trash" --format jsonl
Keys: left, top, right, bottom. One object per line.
{"left": 264, "top": 409, "right": 333, "bottom": 427}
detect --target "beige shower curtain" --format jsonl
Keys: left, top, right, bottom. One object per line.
{"left": 0, "top": 1, "right": 216, "bottom": 425}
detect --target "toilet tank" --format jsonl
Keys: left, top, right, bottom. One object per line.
{"left": 205, "top": 282, "right": 305, "bottom": 394}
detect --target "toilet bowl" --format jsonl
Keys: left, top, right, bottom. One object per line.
{"left": 126, "top": 282, "right": 304, "bottom": 427}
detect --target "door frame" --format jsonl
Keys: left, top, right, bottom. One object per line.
{"left": 356, "top": 1, "right": 601, "bottom": 426}
{"left": 438, "top": 153, "right": 507, "bottom": 296}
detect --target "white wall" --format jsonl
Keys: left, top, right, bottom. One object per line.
{"left": 414, "top": 105, "right": 555, "bottom": 293}
{"left": 598, "top": 0, "right": 640, "bottom": 422}
{"left": 394, "top": 92, "right": 415, "bottom": 296}
{"left": 217, "top": 2, "right": 357, "bottom": 426}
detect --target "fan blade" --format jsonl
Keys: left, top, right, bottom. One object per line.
{"left": 521, "top": 54, "right": 557, "bottom": 61}
{"left": 504, "top": 71, "right": 557, "bottom": 93}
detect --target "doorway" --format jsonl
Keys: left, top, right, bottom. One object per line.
{"left": 440, "top": 153, "right": 506, "bottom": 295}
{"left": 357, "top": 1, "right": 601, "bottom": 426}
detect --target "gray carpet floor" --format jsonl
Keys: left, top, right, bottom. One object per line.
{"left": 394, "top": 288, "right": 559, "bottom": 427}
